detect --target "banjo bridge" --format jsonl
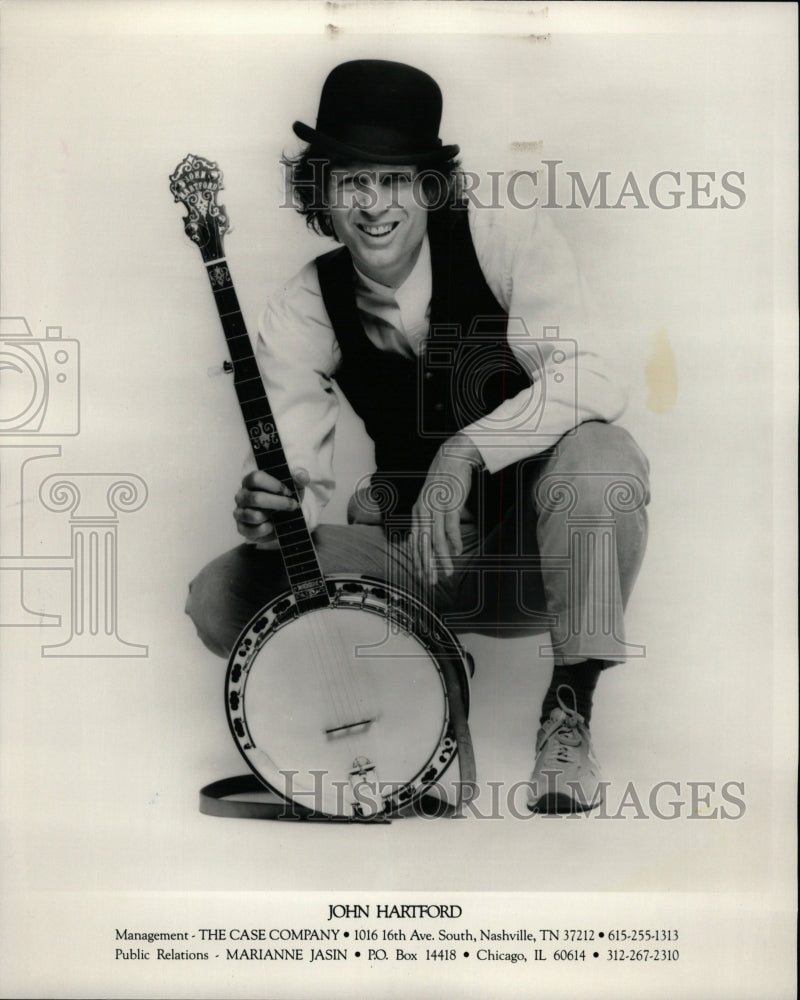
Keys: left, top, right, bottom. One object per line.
{"left": 325, "top": 718, "right": 375, "bottom": 736}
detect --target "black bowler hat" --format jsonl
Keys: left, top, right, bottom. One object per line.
{"left": 292, "top": 60, "right": 459, "bottom": 165}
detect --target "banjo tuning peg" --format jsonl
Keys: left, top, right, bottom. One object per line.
{"left": 207, "top": 360, "right": 234, "bottom": 377}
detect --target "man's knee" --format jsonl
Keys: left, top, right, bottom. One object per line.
{"left": 553, "top": 420, "right": 648, "bottom": 477}
{"left": 532, "top": 421, "right": 651, "bottom": 519}
{"left": 185, "top": 563, "right": 234, "bottom": 659}
{"left": 184, "top": 544, "right": 279, "bottom": 660}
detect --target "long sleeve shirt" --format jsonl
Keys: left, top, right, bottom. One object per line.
{"left": 255, "top": 201, "right": 627, "bottom": 531}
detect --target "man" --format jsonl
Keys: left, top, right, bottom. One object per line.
{"left": 186, "top": 60, "right": 650, "bottom": 813}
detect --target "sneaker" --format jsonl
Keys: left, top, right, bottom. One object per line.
{"left": 527, "top": 685, "right": 604, "bottom": 813}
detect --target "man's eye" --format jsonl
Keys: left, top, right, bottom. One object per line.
{"left": 334, "top": 174, "right": 363, "bottom": 189}
{"left": 383, "top": 173, "right": 413, "bottom": 186}
{"left": 333, "top": 171, "right": 412, "bottom": 192}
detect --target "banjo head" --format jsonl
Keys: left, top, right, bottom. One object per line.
{"left": 226, "top": 575, "right": 469, "bottom": 818}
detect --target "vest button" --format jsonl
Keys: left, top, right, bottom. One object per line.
{"left": 434, "top": 402, "right": 445, "bottom": 413}
{"left": 424, "top": 371, "right": 434, "bottom": 381}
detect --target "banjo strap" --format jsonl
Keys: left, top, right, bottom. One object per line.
{"left": 199, "top": 653, "right": 477, "bottom": 822}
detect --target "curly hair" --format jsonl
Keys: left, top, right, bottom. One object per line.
{"left": 281, "top": 145, "right": 465, "bottom": 240}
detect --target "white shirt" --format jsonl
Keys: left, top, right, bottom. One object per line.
{"left": 256, "top": 202, "right": 627, "bottom": 531}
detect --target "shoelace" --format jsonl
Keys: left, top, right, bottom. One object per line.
{"left": 540, "top": 685, "right": 587, "bottom": 765}
{"left": 542, "top": 719, "right": 583, "bottom": 764}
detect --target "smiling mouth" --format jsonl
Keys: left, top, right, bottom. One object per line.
{"left": 356, "top": 222, "right": 399, "bottom": 238}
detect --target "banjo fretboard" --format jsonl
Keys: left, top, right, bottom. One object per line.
{"left": 206, "top": 260, "right": 329, "bottom": 610}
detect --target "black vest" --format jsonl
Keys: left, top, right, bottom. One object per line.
{"left": 316, "top": 206, "right": 530, "bottom": 525}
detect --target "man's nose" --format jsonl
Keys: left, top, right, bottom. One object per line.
{"left": 354, "top": 176, "right": 390, "bottom": 213}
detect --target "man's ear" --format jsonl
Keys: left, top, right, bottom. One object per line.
{"left": 324, "top": 209, "right": 339, "bottom": 241}
{"left": 414, "top": 169, "right": 438, "bottom": 211}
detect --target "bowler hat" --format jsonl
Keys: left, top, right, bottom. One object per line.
{"left": 293, "top": 60, "right": 459, "bottom": 164}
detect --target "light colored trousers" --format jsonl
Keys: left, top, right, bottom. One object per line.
{"left": 186, "top": 421, "right": 650, "bottom": 665}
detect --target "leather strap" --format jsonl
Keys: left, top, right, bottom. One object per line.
{"left": 199, "top": 776, "right": 466, "bottom": 822}
{"left": 199, "top": 776, "right": 384, "bottom": 822}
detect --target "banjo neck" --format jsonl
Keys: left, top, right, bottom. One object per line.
{"left": 170, "top": 154, "right": 329, "bottom": 612}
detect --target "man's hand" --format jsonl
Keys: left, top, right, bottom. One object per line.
{"left": 410, "top": 432, "right": 484, "bottom": 586}
{"left": 233, "top": 469, "right": 305, "bottom": 542}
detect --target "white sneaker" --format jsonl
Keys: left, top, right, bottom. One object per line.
{"left": 527, "top": 685, "right": 605, "bottom": 813}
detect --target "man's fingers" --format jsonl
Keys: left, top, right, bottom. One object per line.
{"left": 409, "top": 512, "right": 422, "bottom": 581}
{"left": 234, "top": 510, "right": 275, "bottom": 540}
{"left": 235, "top": 488, "right": 298, "bottom": 512}
{"left": 242, "top": 469, "right": 293, "bottom": 496}
{"left": 418, "top": 528, "right": 434, "bottom": 586}
{"left": 416, "top": 518, "right": 437, "bottom": 587}
{"left": 246, "top": 521, "right": 274, "bottom": 539}
{"left": 235, "top": 469, "right": 307, "bottom": 544}
{"left": 234, "top": 506, "right": 269, "bottom": 526}
{"left": 409, "top": 509, "right": 434, "bottom": 584}
{"left": 432, "top": 511, "right": 453, "bottom": 577}
{"left": 407, "top": 530, "right": 417, "bottom": 579}
{"left": 444, "top": 509, "right": 462, "bottom": 557}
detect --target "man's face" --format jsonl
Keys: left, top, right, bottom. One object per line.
{"left": 327, "top": 163, "right": 428, "bottom": 288}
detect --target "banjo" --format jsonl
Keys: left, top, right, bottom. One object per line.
{"left": 169, "top": 154, "right": 474, "bottom": 819}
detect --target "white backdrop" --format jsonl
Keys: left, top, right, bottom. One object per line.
{"left": 1, "top": 3, "right": 796, "bottom": 998}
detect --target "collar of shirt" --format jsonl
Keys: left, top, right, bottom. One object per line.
{"left": 352, "top": 235, "right": 432, "bottom": 358}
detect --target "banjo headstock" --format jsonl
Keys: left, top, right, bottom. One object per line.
{"left": 169, "top": 154, "right": 230, "bottom": 262}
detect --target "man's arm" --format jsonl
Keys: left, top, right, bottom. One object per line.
{"left": 410, "top": 202, "right": 627, "bottom": 583}
{"left": 233, "top": 264, "right": 340, "bottom": 544}
{"left": 462, "top": 202, "right": 628, "bottom": 471}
